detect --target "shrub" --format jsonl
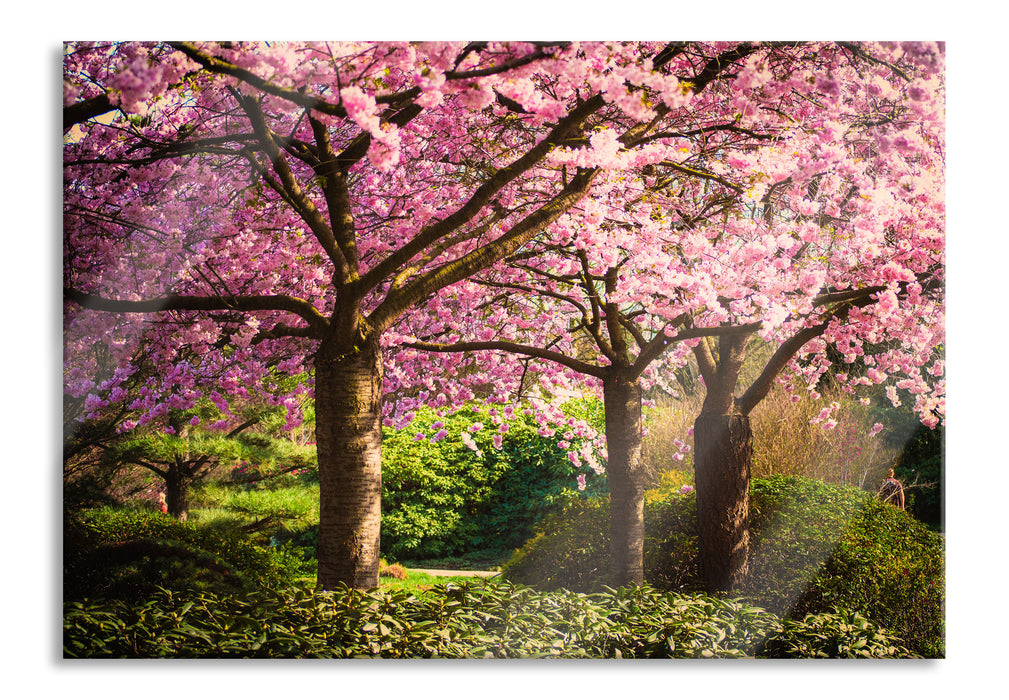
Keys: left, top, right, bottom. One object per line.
{"left": 789, "top": 497, "right": 946, "bottom": 658}
{"left": 641, "top": 387, "right": 918, "bottom": 495}
{"left": 641, "top": 395, "right": 701, "bottom": 483}
{"left": 380, "top": 404, "right": 606, "bottom": 560}
{"left": 380, "top": 564, "right": 407, "bottom": 580}
{"left": 758, "top": 608, "right": 919, "bottom": 659}
{"left": 64, "top": 507, "right": 304, "bottom": 601}
{"left": 501, "top": 475, "right": 944, "bottom": 657}
{"left": 66, "top": 538, "right": 257, "bottom": 601}
{"left": 63, "top": 578, "right": 917, "bottom": 658}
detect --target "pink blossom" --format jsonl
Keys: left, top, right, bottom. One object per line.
{"left": 461, "top": 432, "right": 480, "bottom": 452}
{"left": 877, "top": 289, "right": 899, "bottom": 315}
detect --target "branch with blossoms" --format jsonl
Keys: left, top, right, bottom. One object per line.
{"left": 372, "top": 167, "right": 601, "bottom": 332}
{"left": 368, "top": 42, "right": 760, "bottom": 314}
{"left": 168, "top": 41, "right": 574, "bottom": 122}
{"left": 360, "top": 95, "right": 607, "bottom": 298}
{"left": 63, "top": 288, "right": 330, "bottom": 338}
{"left": 405, "top": 338, "right": 606, "bottom": 380}
{"left": 63, "top": 93, "right": 117, "bottom": 132}
{"left": 737, "top": 273, "right": 944, "bottom": 415}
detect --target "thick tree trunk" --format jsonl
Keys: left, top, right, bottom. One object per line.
{"left": 603, "top": 374, "right": 646, "bottom": 587}
{"left": 693, "top": 412, "right": 753, "bottom": 594}
{"left": 314, "top": 336, "right": 384, "bottom": 590}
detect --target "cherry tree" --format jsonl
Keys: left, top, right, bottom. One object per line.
{"left": 64, "top": 40, "right": 737, "bottom": 589}
{"left": 395, "top": 41, "right": 945, "bottom": 591}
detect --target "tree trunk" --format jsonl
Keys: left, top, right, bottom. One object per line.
{"left": 603, "top": 374, "right": 646, "bottom": 587}
{"left": 693, "top": 412, "right": 752, "bottom": 594}
{"left": 164, "top": 464, "right": 192, "bottom": 522}
{"left": 314, "top": 335, "right": 384, "bottom": 590}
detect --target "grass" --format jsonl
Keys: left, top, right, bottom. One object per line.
{"left": 251, "top": 569, "right": 492, "bottom": 596}
{"left": 642, "top": 384, "right": 908, "bottom": 492}
{"left": 379, "top": 570, "right": 497, "bottom": 593}
{"left": 189, "top": 482, "right": 320, "bottom": 541}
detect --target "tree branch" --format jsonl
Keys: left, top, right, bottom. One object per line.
{"left": 360, "top": 94, "right": 606, "bottom": 297}
{"left": 171, "top": 42, "right": 354, "bottom": 118}
{"left": 63, "top": 94, "right": 118, "bottom": 132}
{"left": 370, "top": 166, "right": 600, "bottom": 333}
{"left": 233, "top": 90, "right": 347, "bottom": 277}
{"left": 629, "top": 314, "right": 692, "bottom": 378}
{"left": 64, "top": 288, "right": 329, "bottom": 337}
{"left": 407, "top": 339, "right": 606, "bottom": 379}
{"left": 737, "top": 273, "right": 944, "bottom": 414}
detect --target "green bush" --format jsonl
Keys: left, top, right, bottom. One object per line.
{"left": 380, "top": 404, "right": 606, "bottom": 560}
{"left": 758, "top": 608, "right": 919, "bottom": 659}
{"left": 63, "top": 578, "right": 917, "bottom": 658}
{"left": 788, "top": 497, "right": 945, "bottom": 658}
{"left": 66, "top": 538, "right": 258, "bottom": 601}
{"left": 501, "top": 475, "right": 944, "bottom": 657}
{"left": 64, "top": 507, "right": 304, "bottom": 601}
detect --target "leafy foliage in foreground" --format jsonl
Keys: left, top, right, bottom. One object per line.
{"left": 502, "top": 475, "right": 944, "bottom": 657}
{"left": 63, "top": 579, "right": 916, "bottom": 659}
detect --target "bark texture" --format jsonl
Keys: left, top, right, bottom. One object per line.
{"left": 164, "top": 464, "right": 192, "bottom": 522}
{"left": 603, "top": 374, "right": 646, "bottom": 587}
{"left": 693, "top": 412, "right": 753, "bottom": 593}
{"left": 314, "top": 335, "right": 384, "bottom": 590}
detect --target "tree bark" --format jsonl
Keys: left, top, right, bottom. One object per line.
{"left": 164, "top": 464, "right": 192, "bottom": 522}
{"left": 314, "top": 334, "right": 384, "bottom": 590}
{"left": 603, "top": 373, "right": 646, "bottom": 587}
{"left": 693, "top": 412, "right": 752, "bottom": 594}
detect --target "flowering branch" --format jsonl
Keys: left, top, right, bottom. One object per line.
{"left": 64, "top": 288, "right": 330, "bottom": 337}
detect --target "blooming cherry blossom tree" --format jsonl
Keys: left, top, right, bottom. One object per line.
{"left": 65, "top": 40, "right": 718, "bottom": 589}
{"left": 395, "top": 41, "right": 945, "bottom": 591}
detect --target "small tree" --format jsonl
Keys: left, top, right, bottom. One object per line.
{"left": 98, "top": 394, "right": 316, "bottom": 520}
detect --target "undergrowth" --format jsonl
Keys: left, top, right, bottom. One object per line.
{"left": 501, "top": 475, "right": 944, "bottom": 657}
{"left": 64, "top": 579, "right": 917, "bottom": 659}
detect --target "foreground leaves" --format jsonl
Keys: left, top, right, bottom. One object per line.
{"left": 64, "top": 579, "right": 918, "bottom": 659}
